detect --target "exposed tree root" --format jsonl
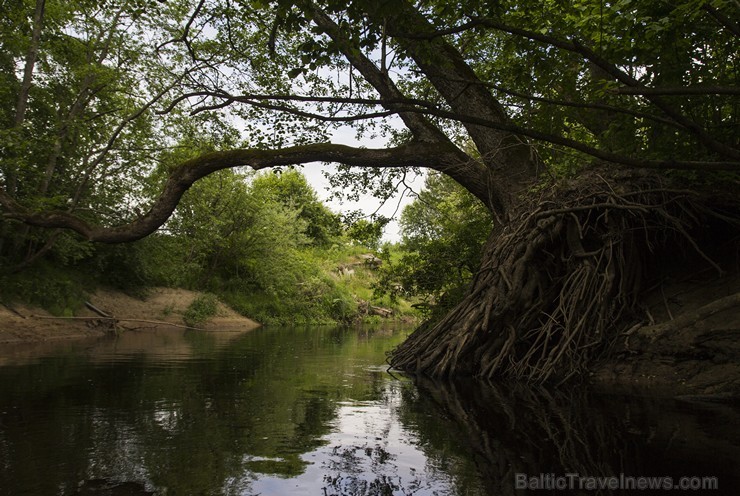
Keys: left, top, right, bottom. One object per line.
{"left": 390, "top": 168, "right": 740, "bottom": 383}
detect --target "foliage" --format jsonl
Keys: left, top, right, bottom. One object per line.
{"left": 345, "top": 217, "right": 388, "bottom": 250}
{"left": 376, "top": 172, "right": 492, "bottom": 317}
{"left": 251, "top": 169, "right": 342, "bottom": 246}
{"left": 0, "top": 262, "right": 91, "bottom": 316}
{"left": 1, "top": 0, "right": 736, "bottom": 342}
{"left": 2, "top": 0, "right": 736, "bottom": 249}
{"left": 183, "top": 293, "right": 219, "bottom": 328}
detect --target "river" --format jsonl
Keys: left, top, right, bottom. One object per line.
{"left": 0, "top": 325, "right": 738, "bottom": 495}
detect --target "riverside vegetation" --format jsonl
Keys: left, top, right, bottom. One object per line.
{"left": 1, "top": 0, "right": 738, "bottom": 391}
{"left": 1, "top": 167, "right": 433, "bottom": 326}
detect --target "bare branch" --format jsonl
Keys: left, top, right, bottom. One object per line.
{"left": 609, "top": 86, "right": 740, "bottom": 96}
{"left": 157, "top": 0, "right": 206, "bottom": 62}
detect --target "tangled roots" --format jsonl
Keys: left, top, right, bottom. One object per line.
{"left": 390, "top": 169, "right": 739, "bottom": 383}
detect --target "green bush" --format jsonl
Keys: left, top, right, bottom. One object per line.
{"left": 0, "top": 263, "right": 91, "bottom": 316}
{"left": 183, "top": 293, "right": 219, "bottom": 327}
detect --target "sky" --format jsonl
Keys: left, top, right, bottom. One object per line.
{"left": 295, "top": 126, "right": 426, "bottom": 244}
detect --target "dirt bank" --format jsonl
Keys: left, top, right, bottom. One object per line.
{"left": 0, "top": 287, "right": 260, "bottom": 344}
{"left": 589, "top": 272, "right": 740, "bottom": 399}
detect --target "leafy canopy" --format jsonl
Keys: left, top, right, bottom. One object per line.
{"left": 0, "top": 0, "right": 737, "bottom": 262}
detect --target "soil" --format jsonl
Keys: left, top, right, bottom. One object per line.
{"left": 0, "top": 287, "right": 261, "bottom": 345}
{"left": 590, "top": 272, "right": 740, "bottom": 399}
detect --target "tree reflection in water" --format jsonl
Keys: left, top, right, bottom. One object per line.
{"left": 0, "top": 328, "right": 738, "bottom": 495}
{"left": 408, "top": 377, "right": 740, "bottom": 495}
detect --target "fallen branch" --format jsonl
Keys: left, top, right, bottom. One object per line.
{"left": 1, "top": 302, "right": 27, "bottom": 318}
{"left": 85, "top": 301, "right": 112, "bottom": 318}
{"left": 30, "top": 315, "right": 205, "bottom": 331}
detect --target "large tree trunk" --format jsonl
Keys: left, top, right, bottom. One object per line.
{"left": 383, "top": 2, "right": 540, "bottom": 216}
{"left": 390, "top": 167, "right": 740, "bottom": 385}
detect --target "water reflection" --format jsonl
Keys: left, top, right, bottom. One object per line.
{"left": 0, "top": 327, "right": 738, "bottom": 495}
{"left": 0, "top": 326, "right": 484, "bottom": 495}
{"left": 412, "top": 378, "right": 740, "bottom": 495}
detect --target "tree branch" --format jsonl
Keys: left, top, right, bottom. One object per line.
{"left": 399, "top": 104, "right": 740, "bottom": 171}
{"left": 162, "top": 89, "right": 738, "bottom": 173}
{"left": 486, "top": 83, "right": 682, "bottom": 128}
{"left": 702, "top": 3, "right": 740, "bottom": 37}
{"left": 463, "top": 17, "right": 740, "bottom": 161}
{"left": 191, "top": 96, "right": 396, "bottom": 122}
{"left": 382, "top": 1, "right": 539, "bottom": 216}
{"left": 609, "top": 86, "right": 740, "bottom": 96}
{"left": 304, "top": 2, "right": 494, "bottom": 210}
{"left": 305, "top": 3, "right": 453, "bottom": 146}
{"left": 1, "top": 141, "right": 461, "bottom": 243}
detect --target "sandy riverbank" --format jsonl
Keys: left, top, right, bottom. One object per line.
{"left": 0, "top": 287, "right": 260, "bottom": 344}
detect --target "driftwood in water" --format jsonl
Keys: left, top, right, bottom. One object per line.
{"left": 369, "top": 305, "right": 393, "bottom": 318}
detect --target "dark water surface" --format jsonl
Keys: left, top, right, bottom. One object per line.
{"left": 0, "top": 325, "right": 738, "bottom": 495}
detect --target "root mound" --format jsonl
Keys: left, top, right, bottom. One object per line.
{"left": 390, "top": 168, "right": 740, "bottom": 385}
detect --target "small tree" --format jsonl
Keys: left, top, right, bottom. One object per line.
{"left": 346, "top": 218, "right": 387, "bottom": 251}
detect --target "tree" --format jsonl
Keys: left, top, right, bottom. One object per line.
{"left": 0, "top": 0, "right": 194, "bottom": 270}
{"left": 1, "top": 0, "right": 738, "bottom": 382}
{"left": 250, "top": 169, "right": 341, "bottom": 246}
{"left": 380, "top": 171, "right": 492, "bottom": 314}
{"left": 345, "top": 218, "right": 387, "bottom": 250}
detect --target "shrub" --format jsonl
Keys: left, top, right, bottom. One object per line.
{"left": 183, "top": 293, "right": 218, "bottom": 327}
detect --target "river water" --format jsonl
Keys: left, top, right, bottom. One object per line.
{"left": 0, "top": 325, "right": 738, "bottom": 495}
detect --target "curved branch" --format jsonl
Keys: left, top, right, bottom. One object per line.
{"left": 0, "top": 141, "right": 461, "bottom": 243}
{"left": 178, "top": 88, "right": 680, "bottom": 129}
{"left": 192, "top": 96, "right": 396, "bottom": 122}
{"left": 169, "top": 94, "right": 739, "bottom": 172}
{"left": 400, "top": 104, "right": 740, "bottom": 171}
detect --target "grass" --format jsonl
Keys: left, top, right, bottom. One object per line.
{"left": 215, "top": 243, "right": 420, "bottom": 326}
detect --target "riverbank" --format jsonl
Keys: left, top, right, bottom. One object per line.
{"left": 589, "top": 271, "right": 740, "bottom": 399}
{"left": 0, "top": 287, "right": 261, "bottom": 344}
{"left": 2, "top": 280, "right": 737, "bottom": 399}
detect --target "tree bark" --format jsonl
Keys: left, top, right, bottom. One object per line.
{"left": 382, "top": 1, "right": 540, "bottom": 216}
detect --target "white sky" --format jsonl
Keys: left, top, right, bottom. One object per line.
{"left": 296, "top": 127, "right": 425, "bottom": 244}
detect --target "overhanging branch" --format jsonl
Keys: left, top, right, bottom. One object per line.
{"left": 1, "top": 141, "right": 456, "bottom": 243}
{"left": 399, "top": 104, "right": 740, "bottom": 171}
